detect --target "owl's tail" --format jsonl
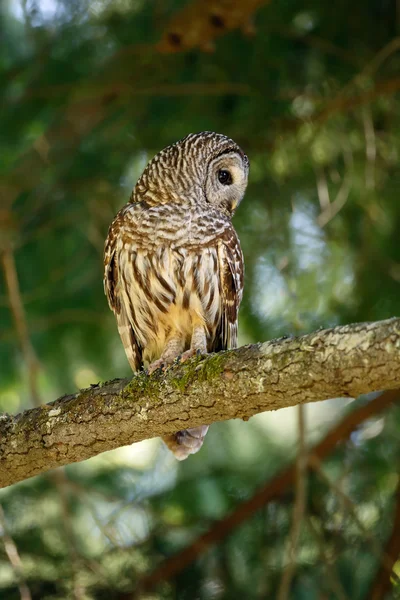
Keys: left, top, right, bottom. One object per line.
{"left": 162, "top": 425, "right": 209, "bottom": 460}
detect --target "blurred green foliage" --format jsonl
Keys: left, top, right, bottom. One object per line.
{"left": 0, "top": 0, "right": 400, "bottom": 598}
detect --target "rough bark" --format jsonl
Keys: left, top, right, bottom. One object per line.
{"left": 1, "top": 317, "right": 399, "bottom": 489}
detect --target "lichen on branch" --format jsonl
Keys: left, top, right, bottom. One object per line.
{"left": 0, "top": 317, "right": 399, "bottom": 489}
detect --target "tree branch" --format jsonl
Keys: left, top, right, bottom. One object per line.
{"left": 1, "top": 317, "right": 399, "bottom": 489}
{"left": 368, "top": 479, "right": 400, "bottom": 600}
{"left": 135, "top": 389, "right": 400, "bottom": 596}
{"left": 277, "top": 405, "right": 307, "bottom": 600}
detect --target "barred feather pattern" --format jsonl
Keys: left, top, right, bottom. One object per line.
{"left": 104, "top": 132, "right": 249, "bottom": 460}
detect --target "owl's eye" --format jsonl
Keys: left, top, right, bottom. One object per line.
{"left": 217, "top": 169, "right": 232, "bottom": 185}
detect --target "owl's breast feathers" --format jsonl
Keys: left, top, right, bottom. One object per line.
{"left": 104, "top": 201, "right": 243, "bottom": 371}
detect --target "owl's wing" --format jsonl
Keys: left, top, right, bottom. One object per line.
{"left": 104, "top": 215, "right": 143, "bottom": 372}
{"left": 212, "top": 226, "right": 244, "bottom": 352}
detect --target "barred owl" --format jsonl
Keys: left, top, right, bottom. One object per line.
{"left": 104, "top": 132, "right": 249, "bottom": 460}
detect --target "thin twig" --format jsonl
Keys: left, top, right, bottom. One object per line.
{"left": 316, "top": 142, "right": 353, "bottom": 228}
{"left": 315, "top": 166, "right": 331, "bottom": 211}
{"left": 0, "top": 248, "right": 41, "bottom": 406}
{"left": 308, "top": 454, "right": 399, "bottom": 581}
{"left": 368, "top": 477, "right": 400, "bottom": 600}
{"left": 0, "top": 504, "right": 32, "bottom": 600}
{"left": 0, "top": 309, "right": 103, "bottom": 344}
{"left": 361, "top": 37, "right": 400, "bottom": 79}
{"left": 277, "top": 405, "right": 307, "bottom": 600}
{"left": 314, "top": 37, "right": 400, "bottom": 129}
{"left": 362, "top": 107, "right": 376, "bottom": 191}
{"left": 307, "top": 516, "right": 349, "bottom": 600}
{"left": 1, "top": 243, "right": 86, "bottom": 599}
{"left": 49, "top": 471, "right": 86, "bottom": 600}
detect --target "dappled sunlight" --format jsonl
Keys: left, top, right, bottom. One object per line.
{"left": 1, "top": 0, "right": 400, "bottom": 597}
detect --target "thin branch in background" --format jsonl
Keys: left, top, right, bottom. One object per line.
{"left": 307, "top": 515, "right": 349, "bottom": 600}
{"left": 0, "top": 309, "right": 103, "bottom": 345}
{"left": 32, "top": 134, "right": 50, "bottom": 163}
{"left": 361, "top": 37, "right": 400, "bottom": 80}
{"left": 1, "top": 242, "right": 86, "bottom": 600}
{"left": 315, "top": 166, "right": 331, "bottom": 211}
{"left": 0, "top": 247, "right": 41, "bottom": 406}
{"left": 0, "top": 504, "right": 32, "bottom": 600}
{"left": 309, "top": 37, "right": 400, "bottom": 144}
{"left": 362, "top": 107, "right": 376, "bottom": 191}
{"left": 316, "top": 143, "right": 353, "bottom": 228}
{"left": 305, "top": 78, "right": 400, "bottom": 135}
{"left": 134, "top": 390, "right": 400, "bottom": 596}
{"left": 314, "top": 37, "right": 400, "bottom": 128}
{"left": 0, "top": 245, "right": 91, "bottom": 308}
{"left": 368, "top": 480, "right": 400, "bottom": 600}
{"left": 275, "top": 25, "right": 362, "bottom": 67}
{"left": 398, "top": 0, "right": 400, "bottom": 35}
{"left": 277, "top": 405, "right": 307, "bottom": 600}
{"left": 308, "top": 454, "right": 399, "bottom": 584}
{"left": 49, "top": 471, "right": 87, "bottom": 600}
{"left": 87, "top": 221, "right": 108, "bottom": 254}
{"left": 23, "top": 81, "right": 254, "bottom": 102}
{"left": 17, "top": 209, "right": 85, "bottom": 251}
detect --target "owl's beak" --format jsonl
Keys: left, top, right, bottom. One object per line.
{"left": 230, "top": 198, "right": 239, "bottom": 214}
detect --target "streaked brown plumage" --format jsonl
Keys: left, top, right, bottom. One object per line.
{"left": 104, "top": 132, "right": 249, "bottom": 459}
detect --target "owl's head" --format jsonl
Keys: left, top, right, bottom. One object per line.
{"left": 132, "top": 132, "right": 249, "bottom": 217}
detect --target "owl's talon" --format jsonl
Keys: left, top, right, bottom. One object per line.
{"left": 147, "top": 359, "right": 166, "bottom": 375}
{"left": 178, "top": 348, "right": 203, "bottom": 363}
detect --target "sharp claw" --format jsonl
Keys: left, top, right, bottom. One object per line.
{"left": 147, "top": 360, "right": 166, "bottom": 375}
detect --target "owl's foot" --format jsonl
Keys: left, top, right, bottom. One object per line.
{"left": 147, "top": 357, "right": 175, "bottom": 375}
{"left": 148, "top": 336, "right": 186, "bottom": 375}
{"left": 163, "top": 425, "right": 209, "bottom": 461}
{"left": 178, "top": 348, "right": 202, "bottom": 363}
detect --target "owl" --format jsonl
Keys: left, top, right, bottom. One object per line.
{"left": 104, "top": 132, "right": 249, "bottom": 459}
